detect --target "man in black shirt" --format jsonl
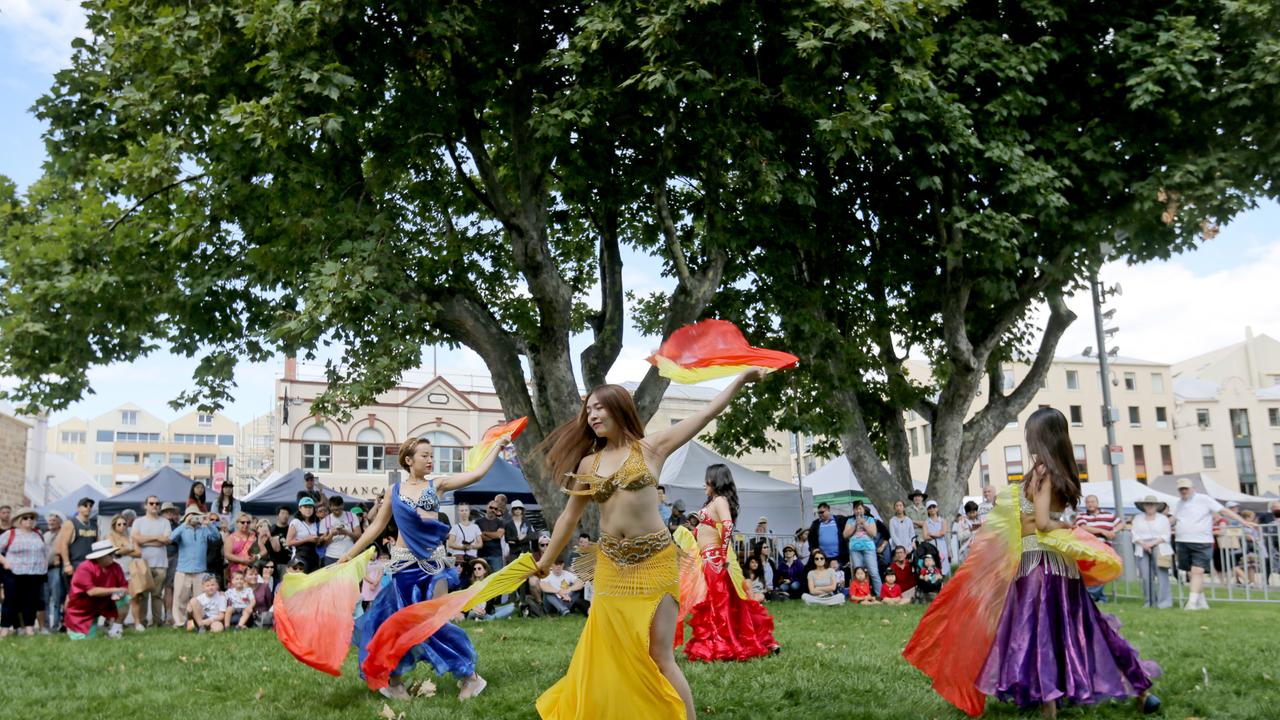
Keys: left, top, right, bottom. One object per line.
{"left": 476, "top": 501, "right": 506, "bottom": 572}
{"left": 266, "top": 505, "right": 293, "bottom": 584}
{"left": 296, "top": 473, "right": 325, "bottom": 504}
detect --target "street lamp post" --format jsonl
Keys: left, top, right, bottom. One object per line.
{"left": 1090, "top": 272, "right": 1134, "bottom": 582}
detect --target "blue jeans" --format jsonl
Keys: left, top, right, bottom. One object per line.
{"left": 849, "top": 547, "right": 882, "bottom": 597}
{"left": 1087, "top": 584, "right": 1108, "bottom": 603}
{"left": 44, "top": 568, "right": 65, "bottom": 630}
{"left": 543, "top": 591, "right": 582, "bottom": 616}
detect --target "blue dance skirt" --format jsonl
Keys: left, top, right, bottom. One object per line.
{"left": 354, "top": 561, "right": 472, "bottom": 680}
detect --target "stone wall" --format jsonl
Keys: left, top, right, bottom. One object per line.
{"left": 0, "top": 413, "right": 29, "bottom": 507}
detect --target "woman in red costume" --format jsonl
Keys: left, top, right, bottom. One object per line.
{"left": 681, "top": 464, "right": 779, "bottom": 661}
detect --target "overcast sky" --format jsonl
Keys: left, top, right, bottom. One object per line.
{"left": 3, "top": 1, "right": 1277, "bottom": 425}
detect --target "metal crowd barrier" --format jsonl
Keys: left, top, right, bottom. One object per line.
{"left": 1107, "top": 525, "right": 1279, "bottom": 604}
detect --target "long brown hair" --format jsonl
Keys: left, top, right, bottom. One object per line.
{"left": 540, "top": 384, "right": 647, "bottom": 488}
{"left": 1024, "top": 407, "right": 1081, "bottom": 509}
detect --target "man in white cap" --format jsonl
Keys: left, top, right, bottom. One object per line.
{"left": 63, "top": 540, "right": 128, "bottom": 639}
{"left": 1172, "top": 477, "right": 1256, "bottom": 610}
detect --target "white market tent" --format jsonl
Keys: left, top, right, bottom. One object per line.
{"left": 1079, "top": 480, "right": 1179, "bottom": 516}
{"left": 659, "top": 442, "right": 812, "bottom": 534}
{"left": 1151, "top": 473, "right": 1273, "bottom": 513}
{"left": 803, "top": 456, "right": 926, "bottom": 505}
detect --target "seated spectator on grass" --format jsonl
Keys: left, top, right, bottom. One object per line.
{"left": 224, "top": 571, "right": 254, "bottom": 629}
{"left": 916, "top": 554, "right": 943, "bottom": 602}
{"left": 801, "top": 550, "right": 845, "bottom": 605}
{"left": 744, "top": 557, "right": 768, "bottom": 602}
{"left": 888, "top": 546, "right": 917, "bottom": 602}
{"left": 464, "top": 559, "right": 516, "bottom": 621}
{"left": 827, "top": 558, "right": 846, "bottom": 592}
{"left": 539, "top": 557, "right": 587, "bottom": 616}
{"left": 753, "top": 540, "right": 778, "bottom": 592}
{"left": 245, "top": 564, "right": 274, "bottom": 627}
{"left": 776, "top": 545, "right": 805, "bottom": 599}
{"left": 848, "top": 566, "right": 878, "bottom": 605}
{"left": 186, "top": 574, "right": 229, "bottom": 633}
{"left": 879, "top": 569, "right": 907, "bottom": 605}
{"left": 286, "top": 558, "right": 307, "bottom": 575}
{"left": 64, "top": 540, "right": 127, "bottom": 640}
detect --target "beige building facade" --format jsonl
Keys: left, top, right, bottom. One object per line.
{"left": 47, "top": 405, "right": 240, "bottom": 490}
{"left": 276, "top": 362, "right": 799, "bottom": 499}
{"left": 0, "top": 402, "right": 30, "bottom": 508}
{"left": 904, "top": 355, "right": 1181, "bottom": 496}
{"left": 1172, "top": 330, "right": 1280, "bottom": 495}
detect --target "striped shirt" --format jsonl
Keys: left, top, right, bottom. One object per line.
{"left": 0, "top": 529, "right": 49, "bottom": 575}
{"left": 1075, "top": 510, "right": 1120, "bottom": 546}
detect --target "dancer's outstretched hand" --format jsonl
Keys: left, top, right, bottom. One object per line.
{"left": 742, "top": 367, "right": 769, "bottom": 383}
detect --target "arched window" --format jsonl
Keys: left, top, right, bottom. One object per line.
{"left": 423, "top": 431, "right": 465, "bottom": 475}
{"left": 356, "top": 427, "right": 385, "bottom": 473}
{"left": 301, "top": 425, "right": 332, "bottom": 472}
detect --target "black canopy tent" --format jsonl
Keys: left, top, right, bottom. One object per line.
{"left": 240, "top": 469, "right": 366, "bottom": 516}
{"left": 98, "top": 466, "right": 195, "bottom": 515}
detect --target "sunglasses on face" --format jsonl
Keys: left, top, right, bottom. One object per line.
{"left": 146, "top": 501, "right": 159, "bottom": 506}
{"left": 237, "top": 520, "right": 250, "bottom": 525}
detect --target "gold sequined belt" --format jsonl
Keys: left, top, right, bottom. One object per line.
{"left": 599, "top": 529, "right": 672, "bottom": 566}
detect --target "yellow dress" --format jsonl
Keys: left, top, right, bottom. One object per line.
{"left": 536, "top": 445, "right": 686, "bottom": 720}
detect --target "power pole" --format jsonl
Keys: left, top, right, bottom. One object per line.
{"left": 1090, "top": 271, "right": 1134, "bottom": 581}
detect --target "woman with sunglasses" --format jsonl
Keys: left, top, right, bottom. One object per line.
{"left": 223, "top": 513, "right": 258, "bottom": 580}
{"left": 107, "top": 514, "right": 144, "bottom": 628}
{"left": 800, "top": 549, "right": 844, "bottom": 605}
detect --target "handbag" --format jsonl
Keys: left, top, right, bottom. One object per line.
{"left": 128, "top": 557, "right": 153, "bottom": 594}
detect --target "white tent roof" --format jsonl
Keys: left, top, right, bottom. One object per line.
{"left": 1151, "top": 473, "right": 1272, "bottom": 511}
{"left": 25, "top": 453, "right": 94, "bottom": 507}
{"left": 1080, "top": 480, "right": 1179, "bottom": 515}
{"left": 242, "top": 470, "right": 285, "bottom": 501}
{"left": 803, "top": 456, "right": 926, "bottom": 497}
{"left": 659, "top": 442, "right": 812, "bottom": 534}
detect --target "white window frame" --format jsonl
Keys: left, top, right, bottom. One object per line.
{"left": 1066, "top": 369, "right": 1079, "bottom": 390}
{"left": 1155, "top": 406, "right": 1168, "bottom": 428}
{"left": 1201, "top": 444, "right": 1216, "bottom": 469}
{"left": 1150, "top": 373, "right": 1165, "bottom": 394}
{"left": 355, "top": 428, "right": 386, "bottom": 473}
{"left": 197, "top": 413, "right": 215, "bottom": 427}
{"left": 1128, "top": 406, "right": 1141, "bottom": 427}
{"left": 121, "top": 410, "right": 138, "bottom": 426}
{"left": 1123, "top": 372, "right": 1137, "bottom": 391}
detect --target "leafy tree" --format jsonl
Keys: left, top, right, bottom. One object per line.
{"left": 623, "top": 0, "right": 1280, "bottom": 514}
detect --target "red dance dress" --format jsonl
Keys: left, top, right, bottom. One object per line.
{"left": 679, "top": 513, "right": 778, "bottom": 661}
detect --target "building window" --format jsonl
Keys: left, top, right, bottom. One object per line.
{"left": 60, "top": 431, "right": 86, "bottom": 444}
{"left": 1235, "top": 446, "right": 1256, "bottom": 476}
{"left": 1074, "top": 444, "right": 1088, "bottom": 480}
{"left": 217, "top": 434, "right": 235, "bottom": 446}
{"left": 1006, "top": 416, "right": 1019, "bottom": 429}
{"left": 1069, "top": 405, "right": 1083, "bottom": 426}
{"left": 94, "top": 452, "right": 113, "bottom": 466}
{"left": 96, "top": 429, "right": 115, "bottom": 442}
{"left": 1004, "top": 445, "right": 1023, "bottom": 481}
{"left": 1155, "top": 406, "right": 1168, "bottom": 428}
{"left": 174, "top": 433, "right": 217, "bottom": 445}
{"left": 1001, "top": 368, "right": 1015, "bottom": 392}
{"left": 1160, "top": 445, "right": 1174, "bottom": 475}
{"left": 1273, "top": 443, "right": 1280, "bottom": 468}
{"left": 1201, "top": 444, "right": 1216, "bottom": 469}
{"left": 979, "top": 451, "right": 991, "bottom": 487}
{"left": 121, "top": 410, "right": 138, "bottom": 426}
{"left": 1269, "top": 408, "right": 1279, "bottom": 427}
{"left": 1133, "top": 445, "right": 1146, "bottom": 481}
{"left": 423, "top": 432, "right": 465, "bottom": 474}
{"left": 1241, "top": 480, "right": 1259, "bottom": 495}
{"left": 95, "top": 474, "right": 113, "bottom": 486}
{"left": 197, "top": 413, "right": 214, "bottom": 427}
{"left": 116, "top": 431, "right": 161, "bottom": 443}
{"left": 923, "top": 424, "right": 932, "bottom": 453}
{"left": 115, "top": 452, "right": 139, "bottom": 465}
{"left": 909, "top": 427, "right": 919, "bottom": 457}
{"left": 1151, "top": 373, "right": 1165, "bottom": 394}
{"left": 1123, "top": 372, "right": 1137, "bottom": 391}
{"left": 1196, "top": 409, "right": 1211, "bottom": 429}
{"left": 195, "top": 455, "right": 214, "bottom": 466}
{"left": 1128, "top": 406, "right": 1140, "bottom": 427}
{"left": 356, "top": 428, "right": 386, "bottom": 473}
{"left": 301, "top": 426, "right": 332, "bottom": 472}
{"left": 169, "top": 453, "right": 191, "bottom": 468}
{"left": 1066, "top": 370, "right": 1079, "bottom": 390}
{"left": 144, "top": 452, "right": 165, "bottom": 470}
{"left": 1229, "top": 409, "right": 1251, "bottom": 439}
{"left": 805, "top": 457, "right": 817, "bottom": 474}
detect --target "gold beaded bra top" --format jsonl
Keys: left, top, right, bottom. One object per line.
{"left": 563, "top": 442, "right": 659, "bottom": 504}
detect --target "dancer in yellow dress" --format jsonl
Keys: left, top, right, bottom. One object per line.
{"left": 533, "top": 370, "right": 766, "bottom": 720}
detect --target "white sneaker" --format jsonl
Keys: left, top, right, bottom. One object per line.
{"left": 1197, "top": 594, "right": 1210, "bottom": 609}
{"left": 133, "top": 624, "right": 146, "bottom": 632}
{"left": 1183, "top": 593, "right": 1202, "bottom": 610}
{"left": 107, "top": 624, "right": 124, "bottom": 639}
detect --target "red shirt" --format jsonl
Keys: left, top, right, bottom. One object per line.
{"left": 880, "top": 582, "right": 903, "bottom": 600}
{"left": 848, "top": 579, "right": 872, "bottom": 599}
{"left": 889, "top": 560, "right": 916, "bottom": 591}
{"left": 64, "top": 560, "right": 126, "bottom": 634}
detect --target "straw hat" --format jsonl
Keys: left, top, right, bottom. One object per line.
{"left": 1134, "top": 495, "right": 1168, "bottom": 513}
{"left": 12, "top": 506, "right": 38, "bottom": 522}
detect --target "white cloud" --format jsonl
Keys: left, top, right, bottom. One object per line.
{"left": 1051, "top": 244, "right": 1280, "bottom": 365}
{"left": 0, "top": 0, "right": 88, "bottom": 72}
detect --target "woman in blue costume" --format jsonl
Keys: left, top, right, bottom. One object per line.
{"left": 339, "top": 433, "right": 511, "bottom": 700}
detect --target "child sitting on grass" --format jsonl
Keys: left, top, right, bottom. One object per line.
{"left": 224, "top": 570, "right": 255, "bottom": 629}
{"left": 879, "top": 569, "right": 907, "bottom": 605}
{"left": 848, "top": 566, "right": 878, "bottom": 604}
{"left": 186, "top": 573, "right": 230, "bottom": 633}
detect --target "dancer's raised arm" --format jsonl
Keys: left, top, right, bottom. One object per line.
{"left": 435, "top": 434, "right": 512, "bottom": 494}
{"left": 646, "top": 368, "right": 767, "bottom": 459}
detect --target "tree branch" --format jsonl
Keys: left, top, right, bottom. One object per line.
{"left": 654, "top": 182, "right": 694, "bottom": 288}
{"left": 105, "top": 173, "right": 209, "bottom": 234}
{"left": 579, "top": 209, "right": 624, "bottom": 389}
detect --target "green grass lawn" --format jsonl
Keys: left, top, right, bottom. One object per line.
{"left": 2, "top": 598, "right": 1276, "bottom": 720}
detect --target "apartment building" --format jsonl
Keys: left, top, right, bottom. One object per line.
{"left": 903, "top": 355, "right": 1181, "bottom": 496}
{"left": 47, "top": 405, "right": 240, "bottom": 490}
{"left": 276, "top": 361, "right": 798, "bottom": 499}
{"left": 1172, "top": 329, "right": 1280, "bottom": 495}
